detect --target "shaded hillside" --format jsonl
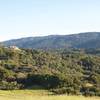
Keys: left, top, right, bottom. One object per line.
{"left": 2, "top": 32, "right": 100, "bottom": 49}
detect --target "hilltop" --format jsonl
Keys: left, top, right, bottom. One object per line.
{"left": 2, "top": 32, "right": 100, "bottom": 49}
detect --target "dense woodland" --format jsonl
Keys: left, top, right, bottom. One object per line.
{"left": 0, "top": 46, "right": 100, "bottom": 96}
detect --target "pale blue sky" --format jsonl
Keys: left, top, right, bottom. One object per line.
{"left": 0, "top": 0, "right": 100, "bottom": 41}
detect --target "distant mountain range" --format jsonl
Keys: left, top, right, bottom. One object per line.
{"left": 1, "top": 32, "right": 100, "bottom": 49}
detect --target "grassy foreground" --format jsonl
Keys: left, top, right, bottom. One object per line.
{"left": 0, "top": 90, "right": 100, "bottom": 100}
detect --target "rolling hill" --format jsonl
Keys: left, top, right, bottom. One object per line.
{"left": 2, "top": 32, "right": 100, "bottom": 49}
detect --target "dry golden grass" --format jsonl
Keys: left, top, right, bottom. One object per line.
{"left": 0, "top": 90, "right": 99, "bottom": 100}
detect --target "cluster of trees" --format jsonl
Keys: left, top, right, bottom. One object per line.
{"left": 0, "top": 47, "right": 100, "bottom": 96}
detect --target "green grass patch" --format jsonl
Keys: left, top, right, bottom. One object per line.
{"left": 0, "top": 90, "right": 100, "bottom": 100}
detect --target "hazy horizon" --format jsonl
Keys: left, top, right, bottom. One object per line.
{"left": 0, "top": 0, "right": 100, "bottom": 41}
{"left": 1, "top": 31, "right": 99, "bottom": 42}
{"left": 0, "top": 32, "right": 82, "bottom": 42}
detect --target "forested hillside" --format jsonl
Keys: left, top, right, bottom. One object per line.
{"left": 2, "top": 32, "right": 100, "bottom": 49}
{"left": 0, "top": 46, "right": 100, "bottom": 96}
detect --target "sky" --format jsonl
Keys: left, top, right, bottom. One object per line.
{"left": 0, "top": 0, "right": 100, "bottom": 41}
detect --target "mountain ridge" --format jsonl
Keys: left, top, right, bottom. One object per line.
{"left": 1, "top": 32, "right": 100, "bottom": 49}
